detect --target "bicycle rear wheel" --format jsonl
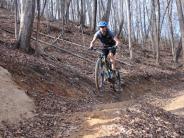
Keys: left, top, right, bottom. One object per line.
{"left": 95, "top": 58, "right": 105, "bottom": 92}
{"left": 112, "top": 70, "right": 121, "bottom": 93}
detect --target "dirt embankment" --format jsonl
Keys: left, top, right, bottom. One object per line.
{"left": 0, "top": 66, "right": 34, "bottom": 124}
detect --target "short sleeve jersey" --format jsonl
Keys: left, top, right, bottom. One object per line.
{"left": 95, "top": 29, "right": 116, "bottom": 46}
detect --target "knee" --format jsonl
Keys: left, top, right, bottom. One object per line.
{"left": 110, "top": 57, "right": 115, "bottom": 63}
{"left": 109, "top": 53, "right": 114, "bottom": 59}
{"left": 109, "top": 52, "right": 113, "bottom": 57}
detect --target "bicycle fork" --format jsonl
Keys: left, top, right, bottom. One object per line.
{"left": 103, "top": 59, "right": 113, "bottom": 79}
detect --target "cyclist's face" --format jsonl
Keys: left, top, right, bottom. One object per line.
{"left": 100, "top": 26, "right": 107, "bottom": 33}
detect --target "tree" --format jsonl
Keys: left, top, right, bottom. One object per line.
{"left": 102, "top": 0, "right": 111, "bottom": 22}
{"left": 116, "top": 0, "right": 124, "bottom": 38}
{"left": 41, "top": 0, "right": 47, "bottom": 17}
{"left": 92, "top": 0, "right": 97, "bottom": 32}
{"left": 16, "top": 0, "right": 35, "bottom": 53}
{"left": 167, "top": 0, "right": 176, "bottom": 63}
{"left": 14, "top": 0, "right": 18, "bottom": 40}
{"left": 0, "top": 0, "right": 4, "bottom": 8}
{"left": 65, "top": 0, "right": 72, "bottom": 23}
{"left": 80, "top": 0, "right": 85, "bottom": 29}
{"left": 176, "top": 0, "right": 184, "bottom": 60}
{"left": 35, "top": 0, "right": 42, "bottom": 56}
{"left": 126, "top": 0, "right": 133, "bottom": 59}
{"left": 151, "top": 0, "right": 161, "bottom": 64}
{"left": 156, "top": 0, "right": 161, "bottom": 64}
{"left": 61, "top": 0, "right": 65, "bottom": 35}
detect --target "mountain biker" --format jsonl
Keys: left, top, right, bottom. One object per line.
{"left": 89, "top": 21, "right": 120, "bottom": 76}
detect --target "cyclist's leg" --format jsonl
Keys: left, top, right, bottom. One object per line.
{"left": 108, "top": 48, "right": 116, "bottom": 70}
{"left": 102, "top": 49, "right": 109, "bottom": 58}
{"left": 102, "top": 49, "right": 110, "bottom": 80}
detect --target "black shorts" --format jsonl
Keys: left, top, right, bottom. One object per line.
{"left": 102, "top": 47, "right": 116, "bottom": 58}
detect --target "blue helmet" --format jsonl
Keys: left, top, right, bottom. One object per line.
{"left": 98, "top": 21, "right": 108, "bottom": 27}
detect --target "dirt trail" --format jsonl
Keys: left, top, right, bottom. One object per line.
{"left": 67, "top": 101, "right": 135, "bottom": 138}
{"left": 0, "top": 66, "right": 34, "bottom": 124}
{"left": 59, "top": 98, "right": 184, "bottom": 137}
{"left": 164, "top": 94, "right": 184, "bottom": 116}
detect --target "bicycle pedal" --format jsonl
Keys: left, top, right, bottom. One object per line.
{"left": 107, "top": 78, "right": 115, "bottom": 83}
{"left": 104, "top": 77, "right": 108, "bottom": 81}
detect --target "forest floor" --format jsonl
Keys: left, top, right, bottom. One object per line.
{"left": 0, "top": 8, "right": 184, "bottom": 137}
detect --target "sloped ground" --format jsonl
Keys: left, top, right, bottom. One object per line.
{"left": 0, "top": 8, "right": 184, "bottom": 137}
{"left": 0, "top": 41, "right": 96, "bottom": 138}
{"left": 0, "top": 66, "right": 34, "bottom": 124}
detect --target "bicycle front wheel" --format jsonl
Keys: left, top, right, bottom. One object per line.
{"left": 95, "top": 58, "right": 105, "bottom": 93}
{"left": 113, "top": 70, "right": 121, "bottom": 93}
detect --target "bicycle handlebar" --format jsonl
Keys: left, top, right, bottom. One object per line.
{"left": 89, "top": 46, "right": 117, "bottom": 51}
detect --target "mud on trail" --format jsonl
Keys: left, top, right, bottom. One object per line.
{"left": 0, "top": 8, "right": 184, "bottom": 137}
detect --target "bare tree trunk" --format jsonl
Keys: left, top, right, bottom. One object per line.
{"left": 160, "top": 0, "right": 171, "bottom": 33}
{"left": 150, "top": 4, "right": 156, "bottom": 56}
{"left": 156, "top": 0, "right": 160, "bottom": 64}
{"left": 145, "top": 6, "right": 152, "bottom": 41}
{"left": 98, "top": 0, "right": 105, "bottom": 20}
{"left": 176, "top": 38, "right": 182, "bottom": 63}
{"left": 16, "top": 0, "right": 35, "bottom": 53}
{"left": 50, "top": 0, "right": 54, "bottom": 19}
{"left": 61, "top": 0, "right": 65, "bottom": 26}
{"left": 76, "top": 0, "right": 80, "bottom": 22}
{"left": 86, "top": 0, "right": 92, "bottom": 28}
{"left": 140, "top": 1, "right": 145, "bottom": 48}
{"left": 65, "top": 0, "right": 71, "bottom": 23}
{"left": 0, "top": 0, "right": 3, "bottom": 8}
{"left": 56, "top": 0, "right": 60, "bottom": 19}
{"left": 150, "top": 28, "right": 156, "bottom": 54}
{"left": 102, "top": 0, "right": 111, "bottom": 22}
{"left": 117, "top": 0, "right": 124, "bottom": 37}
{"left": 71, "top": 0, "right": 75, "bottom": 21}
{"left": 41, "top": 0, "right": 47, "bottom": 17}
{"left": 35, "top": 0, "right": 43, "bottom": 56}
{"left": 14, "top": 0, "right": 18, "bottom": 40}
{"left": 117, "top": 20, "right": 124, "bottom": 38}
{"left": 80, "top": 0, "right": 84, "bottom": 29}
{"left": 126, "top": 0, "right": 133, "bottom": 59}
{"left": 167, "top": 0, "right": 176, "bottom": 63}
{"left": 143, "top": 4, "right": 147, "bottom": 40}
{"left": 176, "top": 0, "right": 184, "bottom": 61}
{"left": 135, "top": 0, "right": 139, "bottom": 43}
{"left": 92, "top": 0, "right": 97, "bottom": 32}
{"left": 0, "top": 0, "right": 6, "bottom": 8}
{"left": 36, "top": 0, "right": 40, "bottom": 41}
{"left": 151, "top": 0, "right": 160, "bottom": 64}
{"left": 46, "top": 1, "right": 51, "bottom": 33}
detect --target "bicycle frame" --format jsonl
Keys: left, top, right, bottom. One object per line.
{"left": 91, "top": 47, "right": 121, "bottom": 93}
{"left": 93, "top": 47, "right": 114, "bottom": 71}
{"left": 94, "top": 50, "right": 113, "bottom": 92}
{"left": 99, "top": 53, "right": 111, "bottom": 71}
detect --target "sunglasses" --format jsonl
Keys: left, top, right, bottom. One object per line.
{"left": 100, "top": 26, "right": 106, "bottom": 28}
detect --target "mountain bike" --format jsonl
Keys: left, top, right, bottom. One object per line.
{"left": 91, "top": 47, "right": 121, "bottom": 93}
